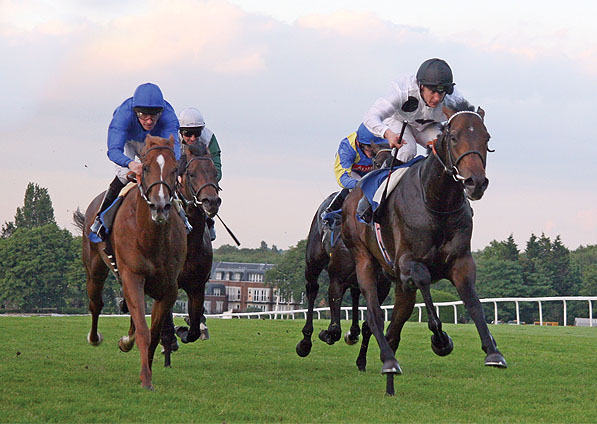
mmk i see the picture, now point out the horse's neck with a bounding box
[187,205,207,238]
[419,150,465,213]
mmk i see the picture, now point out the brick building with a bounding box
[204,261,300,314]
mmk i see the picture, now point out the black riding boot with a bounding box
[321,188,349,224]
[90,177,126,237]
[356,196,373,224]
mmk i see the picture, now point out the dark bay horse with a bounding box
[160,142,221,367]
[296,143,393,360]
[77,135,187,390]
[342,106,506,395]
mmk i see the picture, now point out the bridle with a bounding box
[178,156,221,208]
[374,148,393,169]
[138,145,176,205]
[430,111,491,182]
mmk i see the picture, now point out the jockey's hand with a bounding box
[128,161,143,176]
[384,129,406,150]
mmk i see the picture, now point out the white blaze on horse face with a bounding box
[156,154,166,203]
[469,126,475,132]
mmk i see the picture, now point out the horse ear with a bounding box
[370,141,380,154]
[476,106,485,119]
[443,106,455,120]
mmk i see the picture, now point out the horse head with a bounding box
[139,135,178,224]
[441,106,492,200]
[179,142,221,218]
[370,142,393,169]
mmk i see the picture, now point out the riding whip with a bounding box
[379,120,408,207]
[216,213,241,246]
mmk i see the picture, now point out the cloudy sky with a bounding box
[1,0,595,251]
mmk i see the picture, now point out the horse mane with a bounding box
[187,142,210,157]
[446,99,475,113]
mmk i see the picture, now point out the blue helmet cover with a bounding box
[132,83,164,109]
[356,123,384,145]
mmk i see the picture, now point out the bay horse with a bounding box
[296,143,393,360]
[342,105,506,395]
[78,135,186,390]
[160,142,221,367]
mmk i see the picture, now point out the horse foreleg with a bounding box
[296,266,320,357]
[356,320,372,371]
[344,286,361,345]
[451,256,507,368]
[399,254,453,357]
[121,273,152,390]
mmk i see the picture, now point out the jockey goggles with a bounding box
[135,110,162,121]
[180,128,203,138]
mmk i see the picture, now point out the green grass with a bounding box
[0,316,595,423]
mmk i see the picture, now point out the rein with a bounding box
[138,145,176,205]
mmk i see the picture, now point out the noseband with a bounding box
[431,111,488,182]
[179,156,221,208]
[139,145,176,205]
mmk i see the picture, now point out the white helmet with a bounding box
[179,107,205,128]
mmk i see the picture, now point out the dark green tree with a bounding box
[2,182,55,238]
[0,224,72,311]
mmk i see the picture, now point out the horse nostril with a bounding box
[164,204,172,212]
[482,178,489,191]
[464,177,475,188]
[149,203,157,211]
[216,197,222,207]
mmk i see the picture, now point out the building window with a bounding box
[249,273,264,282]
[215,272,222,280]
[248,288,270,302]
[204,301,211,313]
[213,287,222,296]
[227,286,241,301]
[216,301,224,313]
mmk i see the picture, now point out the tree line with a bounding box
[1,183,595,325]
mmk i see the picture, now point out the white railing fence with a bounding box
[201,296,596,327]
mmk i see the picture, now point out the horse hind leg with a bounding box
[86,256,108,346]
[344,286,361,345]
[356,320,372,371]
[118,316,136,352]
[160,310,177,368]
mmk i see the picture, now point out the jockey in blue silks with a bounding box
[90,82,182,239]
[321,123,385,229]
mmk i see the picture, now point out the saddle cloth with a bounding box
[89,182,137,243]
[358,155,425,215]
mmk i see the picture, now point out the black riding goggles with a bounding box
[180,128,203,138]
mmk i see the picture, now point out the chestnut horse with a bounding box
[78,135,186,390]
[342,106,506,395]
[296,143,393,359]
[160,142,221,367]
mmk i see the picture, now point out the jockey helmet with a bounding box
[416,58,455,94]
[132,83,165,113]
[356,123,384,145]
[178,107,205,128]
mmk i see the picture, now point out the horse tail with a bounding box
[72,208,86,234]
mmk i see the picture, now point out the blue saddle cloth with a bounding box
[88,196,124,243]
[358,155,425,214]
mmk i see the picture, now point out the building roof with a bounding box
[211,261,274,279]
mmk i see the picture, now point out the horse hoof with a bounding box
[175,326,189,343]
[87,332,103,346]
[381,359,402,375]
[385,374,396,396]
[296,340,312,357]
[199,323,210,340]
[344,331,359,345]
[143,384,154,391]
[356,357,367,372]
[318,330,334,345]
[118,335,135,352]
[485,353,507,368]
[431,332,454,357]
